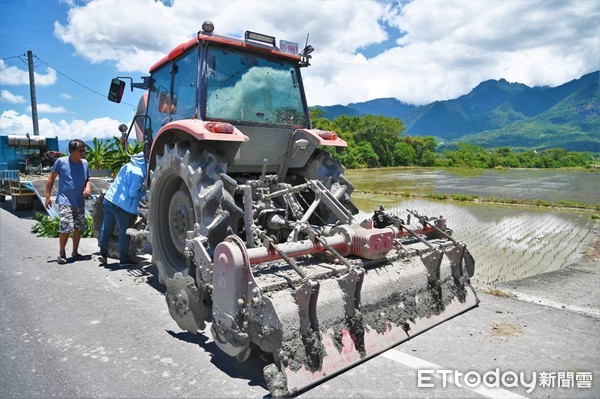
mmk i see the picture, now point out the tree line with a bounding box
[310,110,594,169]
[436,143,592,168]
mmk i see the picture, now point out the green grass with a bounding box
[31,212,94,238]
[354,190,600,211]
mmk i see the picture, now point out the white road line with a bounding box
[504,291,600,319]
[381,350,528,399]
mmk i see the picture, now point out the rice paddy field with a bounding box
[346,168,600,287]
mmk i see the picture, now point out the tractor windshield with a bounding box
[205,48,307,126]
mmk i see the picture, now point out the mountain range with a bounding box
[313,71,599,152]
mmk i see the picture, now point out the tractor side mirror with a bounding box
[108,78,126,103]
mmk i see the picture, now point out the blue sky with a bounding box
[1,0,598,142]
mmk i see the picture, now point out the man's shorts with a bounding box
[58,205,86,234]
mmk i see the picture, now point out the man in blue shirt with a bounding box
[98,152,147,266]
[45,139,91,264]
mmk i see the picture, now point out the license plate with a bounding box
[279,40,299,55]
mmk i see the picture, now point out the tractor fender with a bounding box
[147,120,249,178]
[152,119,248,150]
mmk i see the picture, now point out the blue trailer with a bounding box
[0,134,62,213]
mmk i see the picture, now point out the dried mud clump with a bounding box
[489,322,523,339]
[361,279,468,334]
[583,236,600,262]
[263,363,288,397]
[346,313,366,356]
[278,329,324,372]
[331,313,366,357]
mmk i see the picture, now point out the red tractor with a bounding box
[107,21,478,396]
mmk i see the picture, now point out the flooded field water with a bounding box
[346,168,599,286]
[346,167,600,205]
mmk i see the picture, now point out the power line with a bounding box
[1,53,25,61]
[35,56,107,99]
[34,55,136,107]
[0,53,29,66]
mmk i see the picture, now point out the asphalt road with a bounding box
[1,201,599,398]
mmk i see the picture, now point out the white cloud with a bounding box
[1,89,26,104]
[54,0,600,106]
[27,104,68,114]
[53,0,389,72]
[1,110,122,141]
[0,60,58,87]
[60,93,74,100]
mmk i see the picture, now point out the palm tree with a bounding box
[105,137,144,175]
[85,137,110,170]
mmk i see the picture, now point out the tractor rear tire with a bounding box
[148,143,231,285]
[295,149,359,223]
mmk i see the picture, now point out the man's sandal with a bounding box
[57,255,68,265]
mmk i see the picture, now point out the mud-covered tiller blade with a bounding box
[208,211,479,396]
[279,248,478,395]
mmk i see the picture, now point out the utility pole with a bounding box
[27,50,40,136]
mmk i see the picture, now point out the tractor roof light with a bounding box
[245,31,276,47]
[202,20,215,34]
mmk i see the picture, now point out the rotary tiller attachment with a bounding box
[208,214,478,396]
